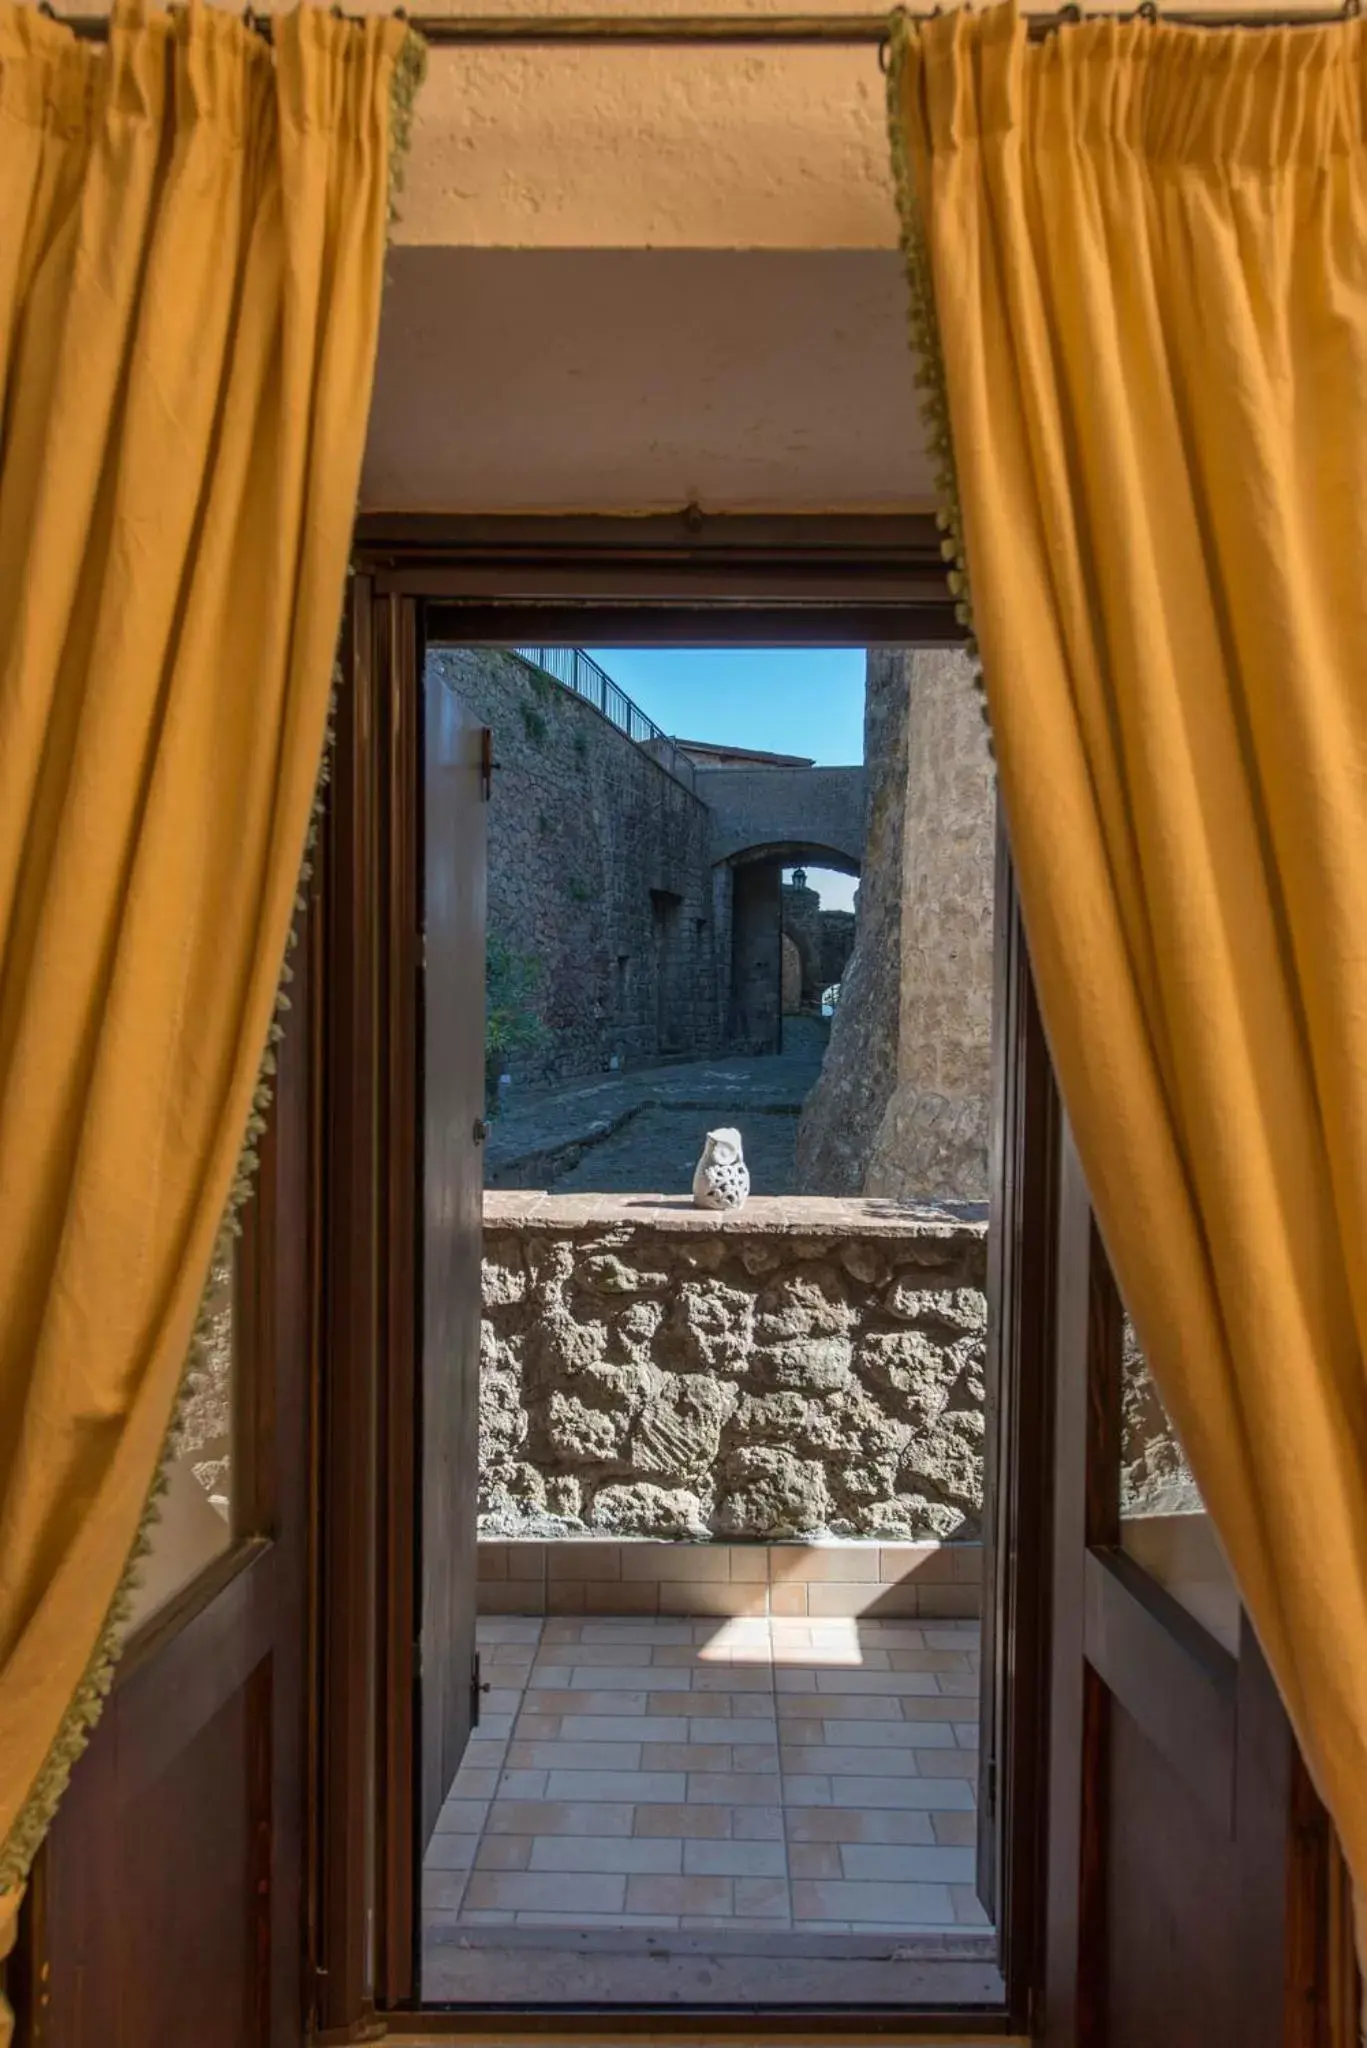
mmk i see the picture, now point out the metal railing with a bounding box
[512,646,697,791]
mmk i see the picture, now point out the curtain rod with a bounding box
[48,2,1362,44]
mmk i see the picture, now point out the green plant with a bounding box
[521,704,548,745]
[485,934,550,1107]
[567,876,596,904]
[572,731,589,764]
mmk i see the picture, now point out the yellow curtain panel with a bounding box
[888,0,1367,1959]
[0,0,422,1999]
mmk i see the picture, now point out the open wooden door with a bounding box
[417,622,488,1851]
[17,912,316,2048]
[973,819,1059,2030]
[1043,1120,1357,2048]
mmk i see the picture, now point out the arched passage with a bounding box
[715,841,862,1054]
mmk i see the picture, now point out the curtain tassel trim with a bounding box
[884,13,993,755]
[0,21,428,1907]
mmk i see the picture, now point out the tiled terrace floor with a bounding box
[422,1614,987,1939]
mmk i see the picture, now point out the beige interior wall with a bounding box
[62,0,1325,515]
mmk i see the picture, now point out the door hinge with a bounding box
[985,1752,998,1818]
[471,1649,491,1729]
[480,727,495,802]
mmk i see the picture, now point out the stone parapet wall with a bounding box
[481,1194,988,1545]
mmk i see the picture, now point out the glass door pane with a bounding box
[1119,1318,1239,1652]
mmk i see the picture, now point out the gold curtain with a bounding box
[889,0,1367,1957]
[0,0,422,2003]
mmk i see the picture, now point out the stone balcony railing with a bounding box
[480,1193,988,1548]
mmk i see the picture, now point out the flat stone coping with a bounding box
[483,1191,987,1240]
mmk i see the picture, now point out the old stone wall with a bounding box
[431,648,717,1085]
[780,880,823,1009]
[697,763,867,870]
[865,650,996,1203]
[793,651,910,1192]
[480,1194,987,1545]
[819,909,856,990]
[796,649,995,1202]
[728,862,784,1051]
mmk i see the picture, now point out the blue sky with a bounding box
[585,648,865,766]
[586,647,866,914]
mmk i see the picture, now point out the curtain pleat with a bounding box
[0,0,421,2012]
[890,0,1367,1969]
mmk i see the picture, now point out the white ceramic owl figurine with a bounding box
[692,1127,750,1211]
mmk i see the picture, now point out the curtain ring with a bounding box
[1345,0,1362,21]
[1058,4,1083,22]
[1136,2,1160,22]
[878,33,891,72]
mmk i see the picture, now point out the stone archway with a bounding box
[716,840,861,1054]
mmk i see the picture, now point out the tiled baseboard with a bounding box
[477,1540,982,1620]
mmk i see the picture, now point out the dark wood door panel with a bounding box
[37,1577,277,2048]
[419,634,487,1847]
[22,914,315,2048]
[1046,1119,1343,2048]
[1104,1697,1239,2048]
[1083,1547,1236,1830]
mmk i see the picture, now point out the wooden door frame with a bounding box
[16,886,321,2048]
[1041,1125,1355,2048]
[309,513,1059,2042]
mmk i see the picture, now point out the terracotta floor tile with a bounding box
[735,1877,789,1918]
[840,1843,977,1884]
[424,1833,479,1871]
[931,1810,978,1846]
[559,1714,688,1743]
[687,1771,787,1805]
[732,1806,785,1840]
[464,1871,628,1915]
[682,1838,787,1878]
[633,1803,732,1840]
[532,1688,650,1716]
[422,1870,469,1912]
[625,1874,733,1916]
[785,1808,937,1845]
[655,1692,775,1720]
[791,1878,956,1925]
[485,1799,635,1837]
[508,1739,644,1771]
[529,1836,684,1876]
[436,1612,987,1949]
[777,1692,903,1721]
[641,1741,734,1772]
[474,1837,532,1872]
[788,1840,843,1878]
[543,1768,688,1802]
[434,1798,490,1833]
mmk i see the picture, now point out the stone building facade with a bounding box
[433,648,718,1085]
[433,648,871,1087]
